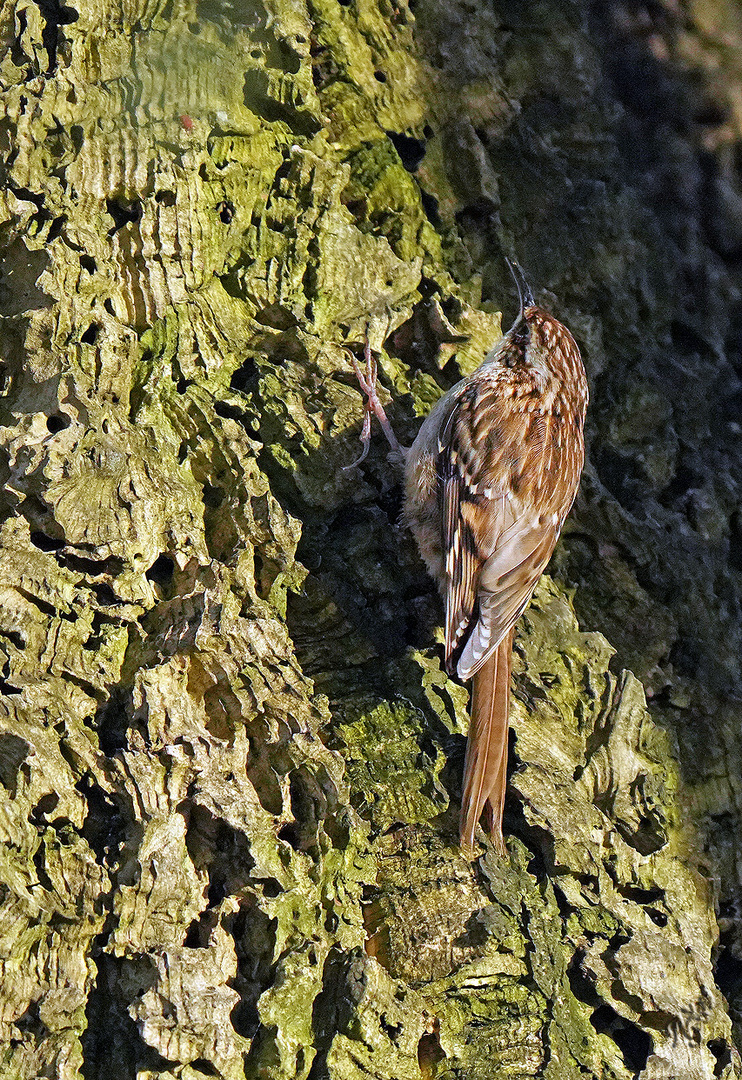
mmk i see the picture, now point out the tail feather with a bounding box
[459,629,513,852]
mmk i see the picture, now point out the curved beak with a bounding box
[505,258,536,318]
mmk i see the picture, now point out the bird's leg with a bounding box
[345,335,405,468]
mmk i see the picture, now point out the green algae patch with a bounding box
[332,697,449,830]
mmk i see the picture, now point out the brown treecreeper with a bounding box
[347,265,588,852]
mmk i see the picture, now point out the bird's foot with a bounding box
[345,334,404,468]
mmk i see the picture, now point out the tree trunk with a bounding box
[0,0,741,1077]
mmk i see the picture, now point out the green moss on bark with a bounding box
[0,0,741,1077]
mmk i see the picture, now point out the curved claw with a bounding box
[343,406,372,470]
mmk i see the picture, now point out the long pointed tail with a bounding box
[459,629,513,852]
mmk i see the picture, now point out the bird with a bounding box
[347,263,588,852]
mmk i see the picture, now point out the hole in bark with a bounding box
[374,70,387,82]
[590,1004,652,1073]
[11,10,30,69]
[188,1061,220,1077]
[708,1039,733,1076]
[387,130,426,172]
[30,530,64,551]
[226,897,277,1039]
[90,581,119,605]
[58,551,125,576]
[619,811,667,855]
[616,883,664,905]
[30,790,58,820]
[381,1014,402,1041]
[568,948,602,1008]
[252,551,266,596]
[283,768,325,854]
[30,792,59,822]
[33,843,56,892]
[47,214,66,241]
[146,554,175,588]
[217,200,234,223]
[184,908,215,949]
[15,1001,46,1040]
[215,399,248,424]
[77,772,125,867]
[714,944,742,999]
[184,919,202,947]
[18,589,56,617]
[418,1021,446,1078]
[278,822,301,850]
[80,254,96,273]
[94,690,129,754]
[185,806,255,900]
[46,413,69,432]
[254,877,282,898]
[420,190,441,227]
[104,298,115,316]
[2,629,25,651]
[81,956,165,1079]
[81,323,99,345]
[202,483,224,508]
[106,198,141,235]
[34,0,78,73]
[155,189,176,205]
[207,877,227,907]
[230,357,258,391]
[343,197,366,220]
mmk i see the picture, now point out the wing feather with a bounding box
[439,371,577,679]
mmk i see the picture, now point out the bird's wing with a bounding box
[439,373,566,678]
[457,519,559,679]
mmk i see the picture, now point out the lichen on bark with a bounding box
[0,0,741,1078]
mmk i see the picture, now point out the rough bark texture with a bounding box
[1,0,742,1078]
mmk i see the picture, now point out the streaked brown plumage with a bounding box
[349,271,588,852]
